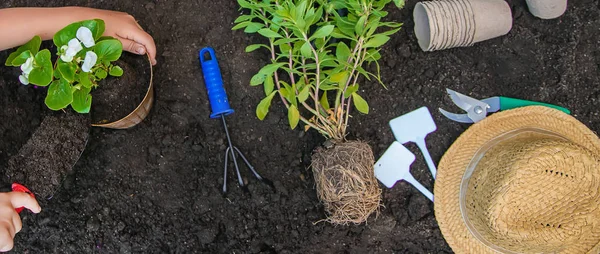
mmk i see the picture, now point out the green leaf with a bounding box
[94,39,123,62]
[245,44,264,52]
[28,50,53,86]
[288,104,300,129]
[78,71,92,88]
[298,85,311,103]
[366,49,381,62]
[95,68,108,79]
[306,6,323,27]
[234,15,254,23]
[72,86,92,113]
[53,19,105,47]
[237,0,253,8]
[232,21,250,30]
[256,91,277,120]
[330,71,349,84]
[10,50,32,66]
[336,42,351,62]
[264,74,274,96]
[109,65,124,77]
[320,91,330,110]
[379,26,403,37]
[95,19,106,40]
[45,79,74,110]
[244,22,265,33]
[58,61,77,82]
[331,28,352,39]
[335,16,355,37]
[295,0,308,21]
[364,34,390,48]
[279,87,289,99]
[394,0,406,8]
[310,25,334,40]
[279,43,292,54]
[365,16,381,37]
[355,16,367,36]
[352,92,369,114]
[257,28,282,38]
[300,41,312,58]
[250,73,266,86]
[344,84,359,98]
[5,36,41,66]
[259,63,285,76]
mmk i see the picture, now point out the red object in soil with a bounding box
[11,183,34,213]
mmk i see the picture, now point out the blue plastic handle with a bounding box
[199,47,234,119]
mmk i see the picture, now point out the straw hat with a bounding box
[435,106,600,254]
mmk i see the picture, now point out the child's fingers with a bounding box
[9,192,40,214]
[0,218,15,251]
[116,31,157,65]
[0,226,13,252]
[119,37,147,55]
[11,213,21,234]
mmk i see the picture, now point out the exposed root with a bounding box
[311,140,382,225]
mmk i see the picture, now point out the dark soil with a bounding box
[0,0,599,253]
[91,53,151,124]
[0,60,90,200]
[6,111,90,199]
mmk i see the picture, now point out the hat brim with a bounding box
[435,106,600,253]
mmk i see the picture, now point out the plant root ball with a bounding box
[311,140,382,225]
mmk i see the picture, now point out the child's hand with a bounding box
[84,9,157,65]
[0,192,41,252]
[0,7,158,65]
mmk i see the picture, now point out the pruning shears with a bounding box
[439,88,571,123]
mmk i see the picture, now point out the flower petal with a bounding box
[67,38,83,54]
[61,54,74,62]
[20,57,34,74]
[76,27,95,48]
[19,74,29,85]
[82,51,98,73]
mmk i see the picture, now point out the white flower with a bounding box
[81,51,98,73]
[19,74,29,85]
[60,38,83,62]
[20,56,34,75]
[76,27,95,48]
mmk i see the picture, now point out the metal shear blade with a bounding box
[439,89,492,123]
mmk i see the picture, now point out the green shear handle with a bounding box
[499,97,571,114]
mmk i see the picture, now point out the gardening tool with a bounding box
[374,142,434,201]
[198,47,273,194]
[389,107,438,179]
[11,183,34,213]
[439,88,571,123]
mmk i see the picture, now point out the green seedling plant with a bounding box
[5,19,124,113]
[234,0,403,140]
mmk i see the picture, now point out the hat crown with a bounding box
[462,130,600,253]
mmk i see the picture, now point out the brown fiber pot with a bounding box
[91,54,154,129]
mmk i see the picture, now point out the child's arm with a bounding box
[0,7,157,65]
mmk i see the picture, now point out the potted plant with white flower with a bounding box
[5,19,154,129]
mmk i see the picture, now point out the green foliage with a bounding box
[5,19,124,113]
[5,36,41,66]
[94,39,123,61]
[234,0,402,140]
[53,19,105,47]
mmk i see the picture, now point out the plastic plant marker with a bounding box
[389,107,438,179]
[374,141,434,201]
